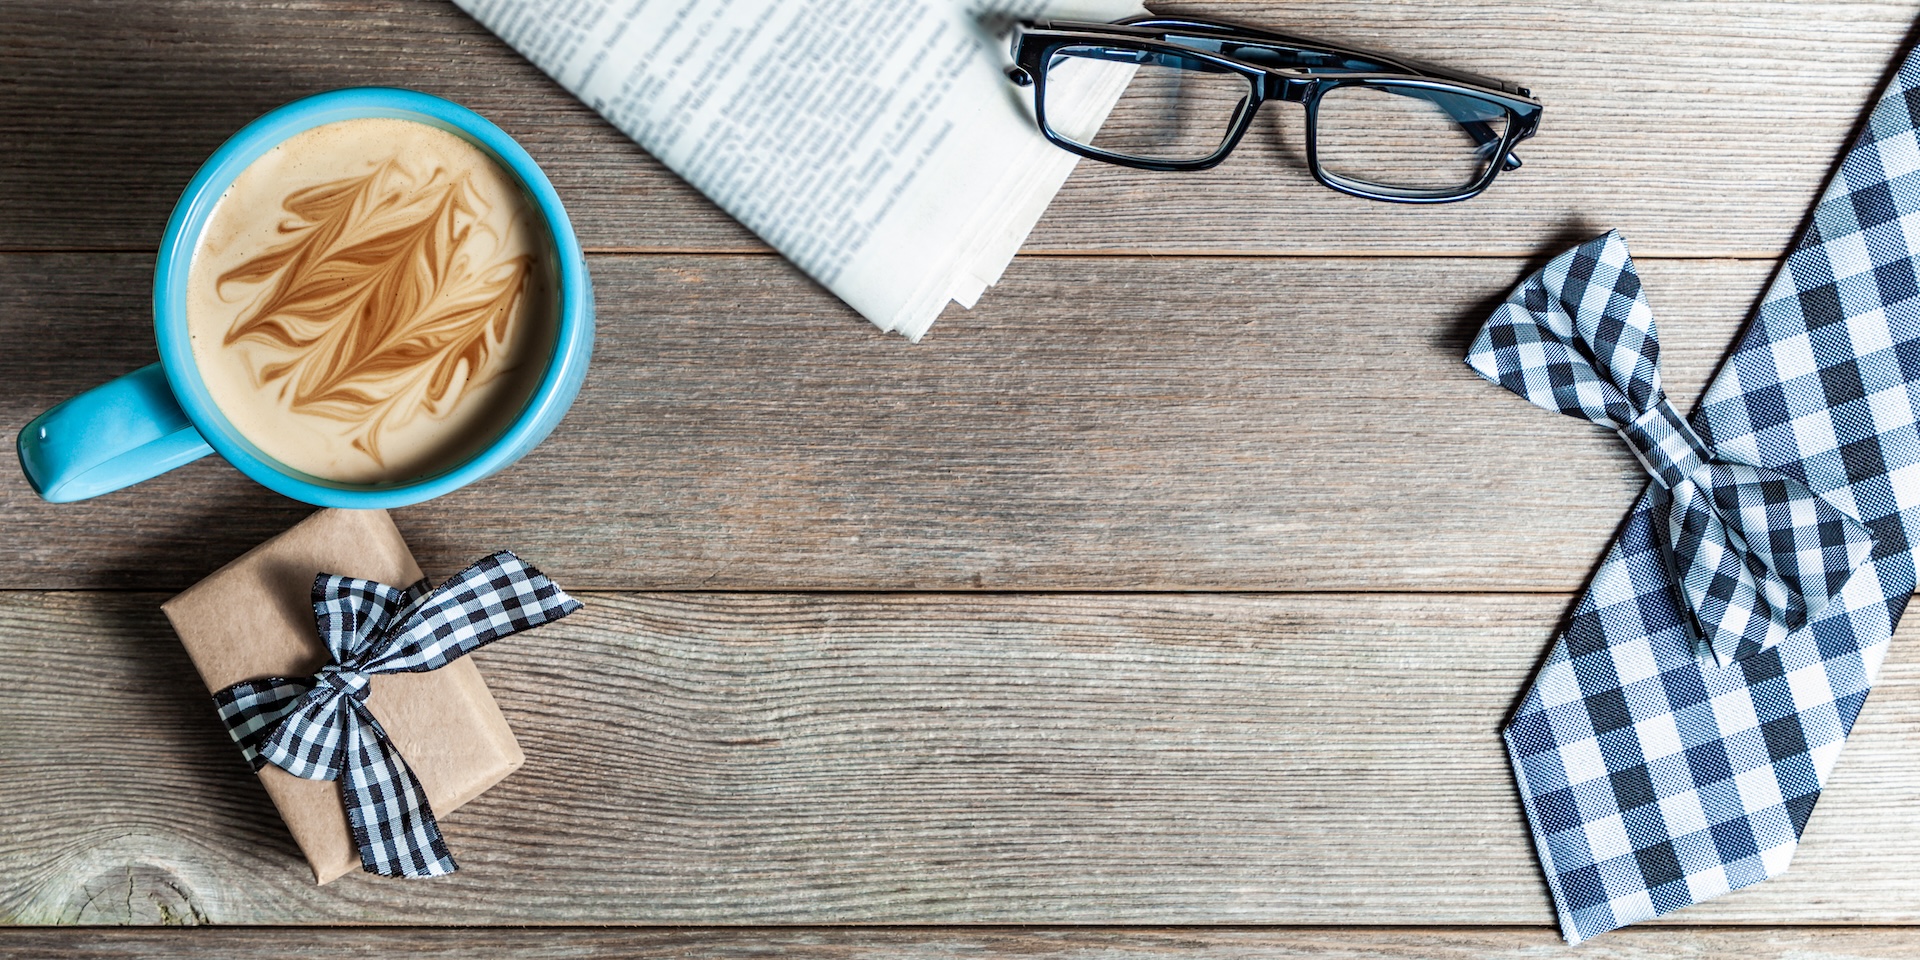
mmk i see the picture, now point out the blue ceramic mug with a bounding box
[17,88,594,507]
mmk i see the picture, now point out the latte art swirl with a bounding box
[188,118,554,484]
[217,159,532,465]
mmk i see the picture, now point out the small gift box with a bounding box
[163,508,572,883]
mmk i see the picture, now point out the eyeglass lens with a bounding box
[1315,83,1509,195]
[1040,40,1513,196]
[1043,44,1252,163]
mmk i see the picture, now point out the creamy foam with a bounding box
[187,117,554,485]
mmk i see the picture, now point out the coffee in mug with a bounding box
[185,117,556,485]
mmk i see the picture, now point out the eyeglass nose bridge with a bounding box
[1263,72,1317,104]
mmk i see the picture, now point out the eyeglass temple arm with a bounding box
[1447,108,1523,171]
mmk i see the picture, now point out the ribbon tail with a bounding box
[212,677,312,771]
[341,703,455,878]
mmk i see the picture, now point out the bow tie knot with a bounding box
[1467,231,1877,666]
[1618,401,1708,490]
[313,663,372,703]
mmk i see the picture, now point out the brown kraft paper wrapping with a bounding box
[162,508,524,884]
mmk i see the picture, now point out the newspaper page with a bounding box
[456,0,1142,339]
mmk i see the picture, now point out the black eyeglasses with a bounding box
[1007,17,1543,203]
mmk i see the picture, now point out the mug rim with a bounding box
[153,87,591,508]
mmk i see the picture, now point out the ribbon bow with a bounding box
[212,551,580,877]
[1466,231,1875,665]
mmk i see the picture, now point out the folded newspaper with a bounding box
[456,0,1142,340]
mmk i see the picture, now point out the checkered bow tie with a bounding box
[212,551,580,878]
[1463,40,1920,943]
[1468,231,1878,667]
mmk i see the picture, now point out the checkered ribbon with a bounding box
[1463,44,1920,943]
[212,551,580,878]
[1469,232,1878,668]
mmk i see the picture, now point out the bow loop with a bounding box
[1469,231,1664,430]
[313,574,423,666]
[1672,463,1879,662]
[212,550,580,877]
[1468,232,1877,666]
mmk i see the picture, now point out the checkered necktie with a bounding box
[213,551,580,877]
[1465,46,1920,942]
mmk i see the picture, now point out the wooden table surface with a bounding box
[8,1,1920,957]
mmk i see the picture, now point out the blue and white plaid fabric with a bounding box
[1470,232,1878,668]
[214,551,580,878]
[1465,45,1920,943]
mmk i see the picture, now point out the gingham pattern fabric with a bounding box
[1468,232,1878,667]
[1460,45,1920,942]
[213,551,581,878]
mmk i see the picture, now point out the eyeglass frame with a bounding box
[1007,17,1544,203]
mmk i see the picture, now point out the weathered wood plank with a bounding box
[1,0,1914,257]
[0,251,1765,592]
[4,591,1919,924]
[7,926,1920,959]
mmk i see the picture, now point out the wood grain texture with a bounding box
[0,252,1769,592]
[5,591,1920,925]
[8,926,1920,959]
[11,0,1920,943]
[1,0,1916,258]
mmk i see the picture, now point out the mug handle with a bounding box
[17,362,215,503]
